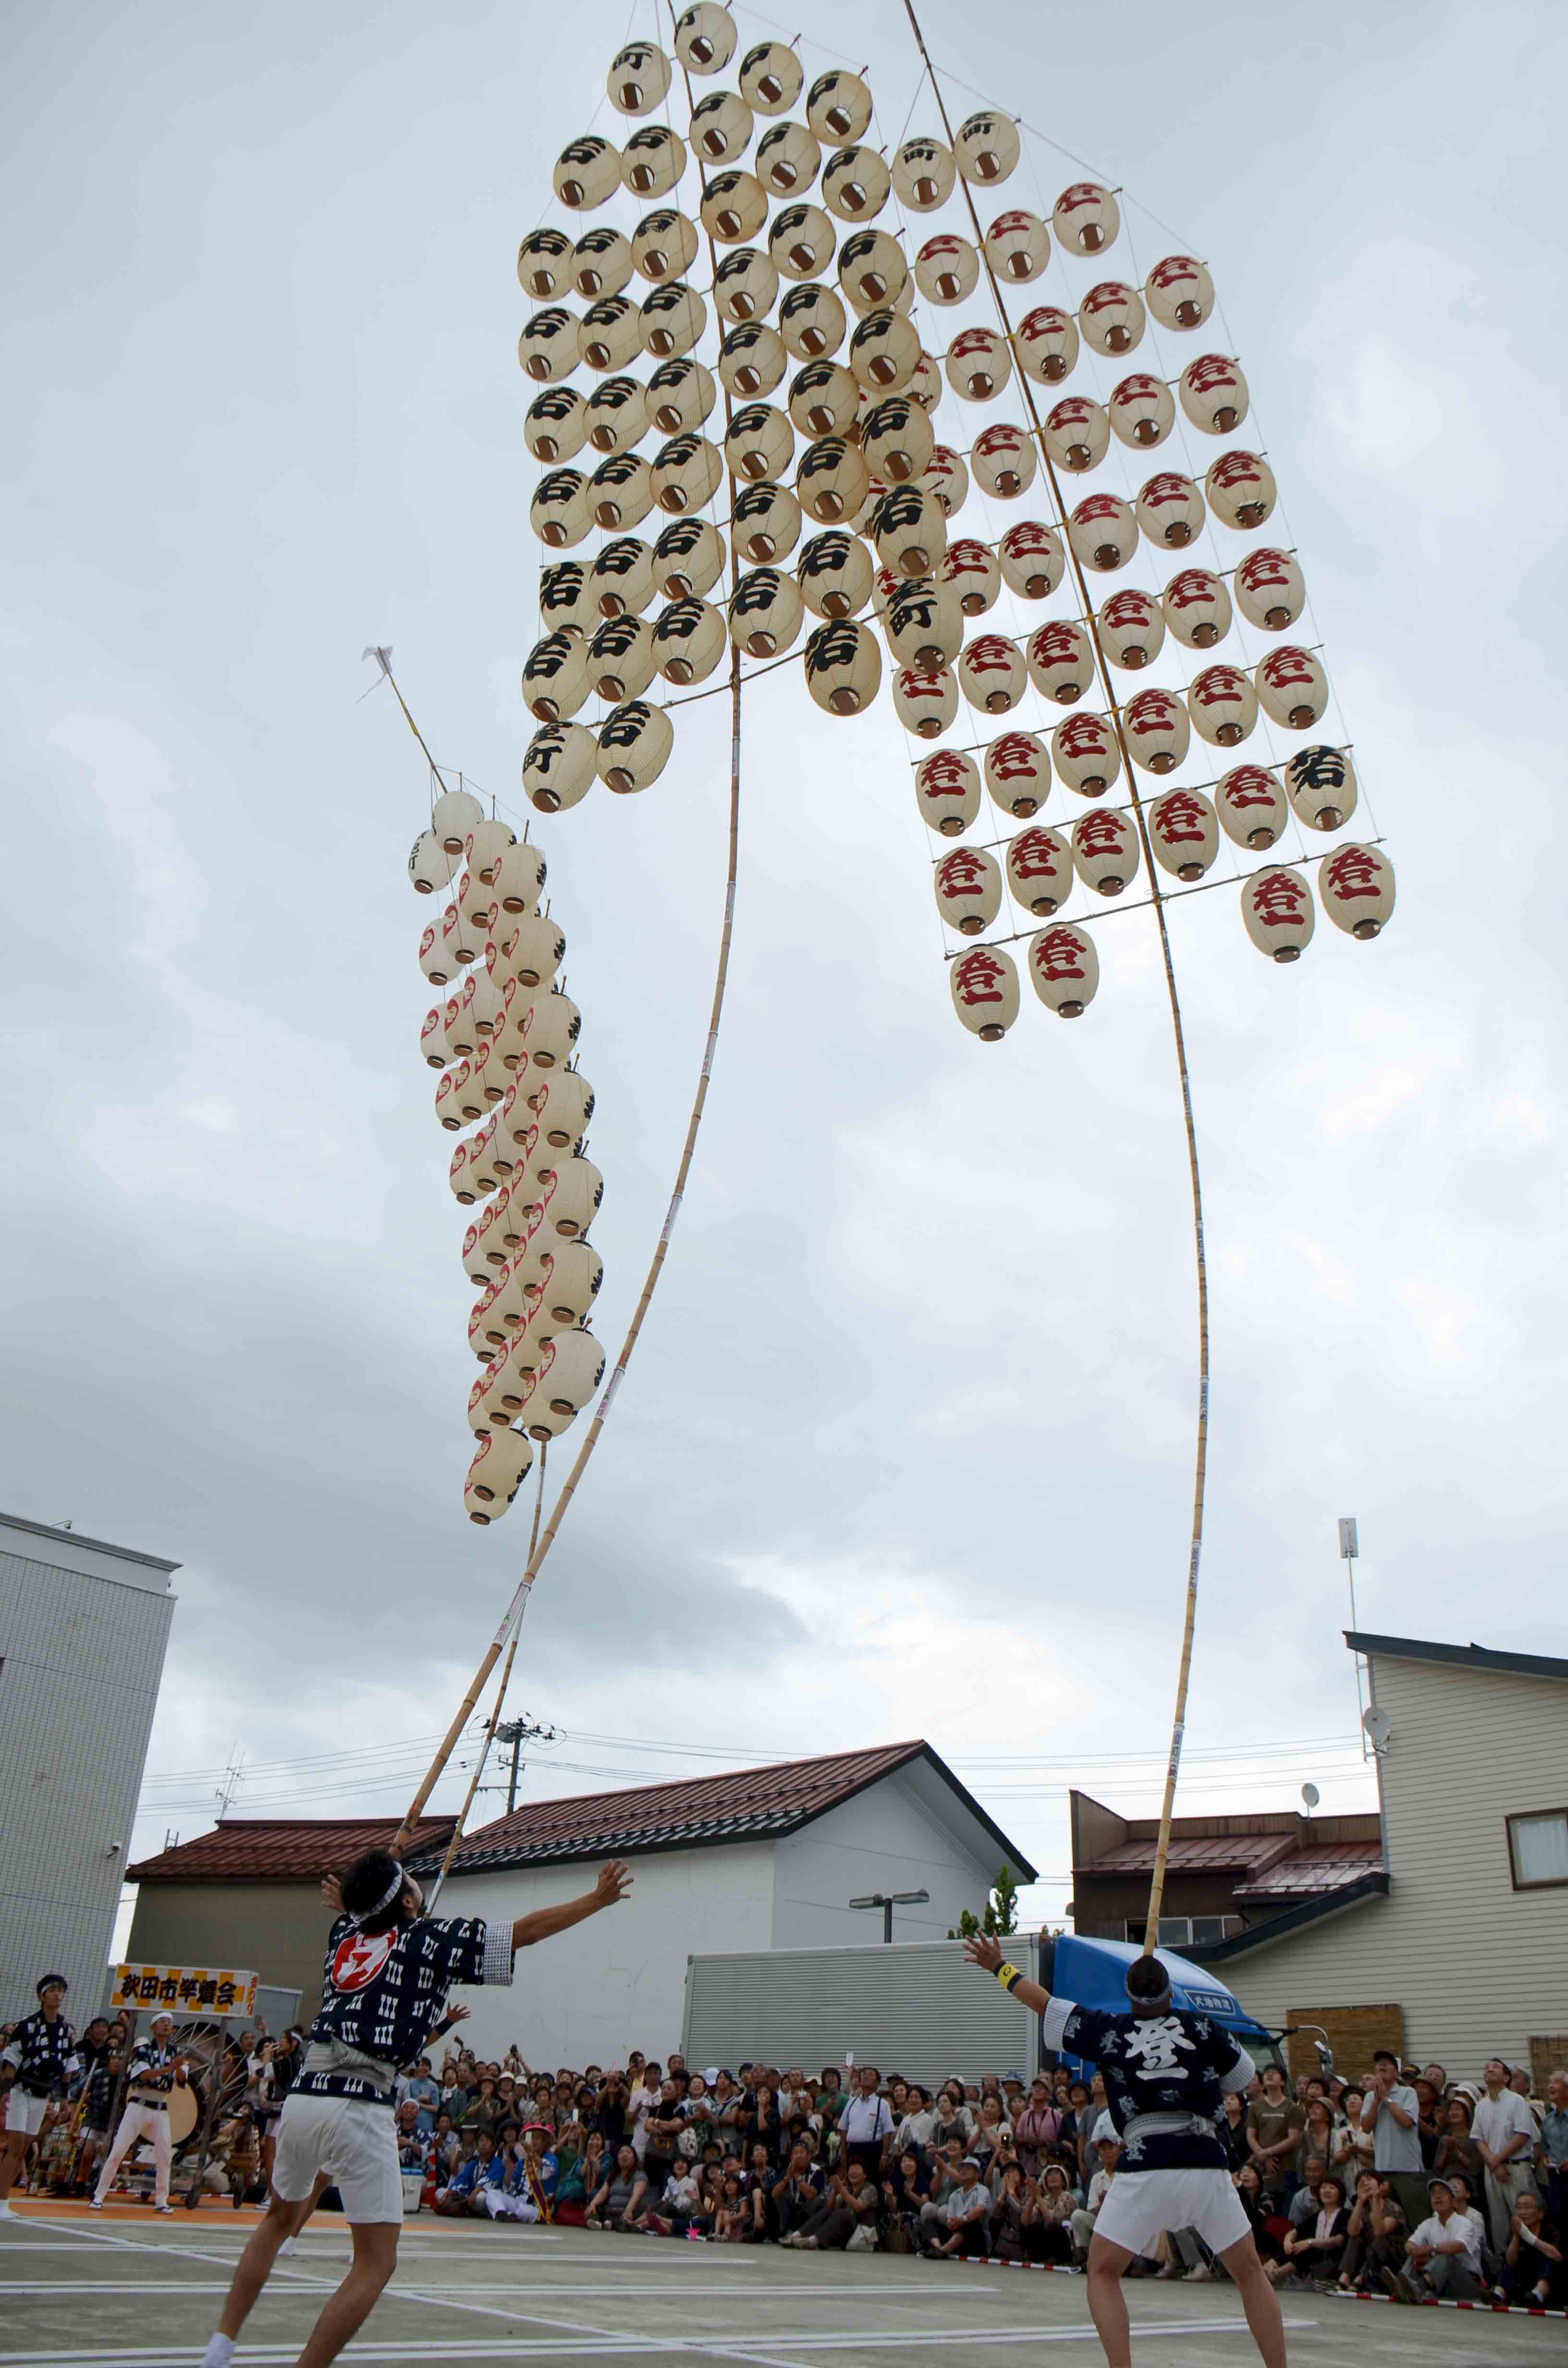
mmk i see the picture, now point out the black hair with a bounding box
[1125,1955,1172,2012]
[37,1973,69,1996]
[1372,2048,1398,2067]
[340,1849,411,1936]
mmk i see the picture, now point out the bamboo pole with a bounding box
[897,0,1211,1953]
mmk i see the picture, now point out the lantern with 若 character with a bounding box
[884,576,963,669]
[1148,788,1219,880]
[998,519,1064,600]
[920,444,968,517]
[1242,865,1315,961]
[1235,546,1305,632]
[1179,354,1250,435]
[1016,303,1078,384]
[526,385,588,462]
[1215,763,1286,849]
[1162,565,1232,648]
[712,247,778,325]
[728,567,804,658]
[972,423,1036,499]
[539,559,595,635]
[588,451,654,532]
[518,227,573,299]
[540,1238,605,1327]
[984,208,1049,282]
[490,842,547,915]
[588,615,658,703]
[631,209,700,286]
[942,538,1001,614]
[527,1328,608,1437]
[1097,586,1164,669]
[797,529,874,618]
[554,135,621,210]
[838,228,908,314]
[607,39,671,114]
[823,144,891,222]
[769,200,836,279]
[933,843,1002,935]
[894,661,957,739]
[915,233,978,307]
[893,135,954,210]
[1053,181,1120,254]
[1122,685,1190,773]
[803,617,882,714]
[860,395,935,485]
[958,633,1027,715]
[534,1068,595,1149]
[796,433,870,524]
[409,829,459,896]
[955,110,1019,185]
[1256,645,1328,730]
[1205,448,1276,530]
[914,747,980,834]
[1053,710,1122,797]
[1005,823,1073,915]
[1029,921,1099,1015]
[597,699,674,792]
[1068,493,1136,572]
[690,88,754,166]
[872,485,947,579]
[806,68,872,142]
[945,326,1012,401]
[673,0,736,73]
[538,1153,603,1239]
[850,308,923,393]
[591,536,656,619]
[1079,280,1145,356]
[651,431,723,516]
[652,596,727,688]
[571,225,633,300]
[1188,662,1257,748]
[1072,806,1139,897]
[523,630,591,722]
[778,282,847,360]
[432,787,484,853]
[523,720,598,813]
[756,118,821,196]
[985,730,1049,817]
[789,361,861,441]
[724,402,794,483]
[1319,842,1394,938]
[1043,395,1109,473]
[642,282,709,359]
[1108,372,1174,449]
[1027,618,1093,704]
[1145,253,1214,330]
[1285,743,1358,830]
[739,37,802,113]
[950,942,1019,1038]
[653,516,727,600]
[1136,470,1205,550]
[622,124,687,197]
[585,374,648,456]
[530,467,592,548]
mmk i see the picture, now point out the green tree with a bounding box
[947,1861,1020,1941]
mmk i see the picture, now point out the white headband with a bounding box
[350,1861,405,1928]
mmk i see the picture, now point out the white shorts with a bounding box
[272,2093,403,2224]
[1093,2168,1252,2259]
[4,2091,53,2137]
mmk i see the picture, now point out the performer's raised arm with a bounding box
[511,1859,632,1950]
[964,1930,1053,2015]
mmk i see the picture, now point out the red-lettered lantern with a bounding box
[1027,619,1093,704]
[972,423,1036,499]
[941,538,1001,615]
[1052,181,1119,254]
[1179,354,1249,434]
[1029,922,1099,1016]
[894,662,957,738]
[920,443,969,517]
[945,326,1012,402]
[1079,280,1145,356]
[1319,842,1394,938]
[958,633,1027,714]
[1256,645,1328,730]
[1068,493,1136,572]
[949,943,1020,1039]
[1242,866,1315,961]
[914,747,980,835]
[1235,547,1305,632]
[1097,587,1164,670]
[1188,662,1256,748]
[1006,823,1073,915]
[985,730,1049,817]
[915,234,978,306]
[1286,744,1358,830]
[1072,806,1139,896]
[1216,764,1287,850]
[419,1005,449,1071]
[1136,470,1205,550]
[998,520,1064,600]
[1108,371,1174,449]
[933,843,1003,935]
[419,923,449,986]
[1016,304,1078,384]
[985,209,1049,283]
[1162,566,1233,648]
[1206,449,1276,530]
[1043,396,1109,472]
[1145,253,1214,331]
[1122,685,1189,774]
[1148,788,1219,880]
[1053,711,1122,797]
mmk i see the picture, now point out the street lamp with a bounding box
[849,1889,930,1943]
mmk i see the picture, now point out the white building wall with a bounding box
[1222,1653,1568,2074]
[771,1775,999,1949]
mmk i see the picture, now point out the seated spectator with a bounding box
[916,2136,969,2246]
[429,2111,460,2182]
[882,2148,930,2252]
[402,2057,440,2136]
[771,2140,825,2242]
[555,2129,598,2225]
[1387,2175,1483,2301]
[781,2159,880,2251]
[971,2093,1013,2172]
[434,2130,501,2217]
[714,2169,751,2243]
[1070,2135,1120,2266]
[586,2142,649,2232]
[395,2102,425,2170]
[1271,2173,1349,2287]
[1026,2162,1078,2266]
[1337,2171,1407,2293]
[650,2161,704,2237]
[1500,2190,1566,2309]
[924,2155,992,2260]
[894,2085,936,2158]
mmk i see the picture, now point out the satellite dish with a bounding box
[1301,1783,1320,1810]
[1363,1705,1392,1751]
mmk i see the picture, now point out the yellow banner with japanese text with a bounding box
[109,1964,258,2019]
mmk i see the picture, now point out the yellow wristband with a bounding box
[996,1961,1021,1992]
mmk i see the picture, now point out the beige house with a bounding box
[1196,1632,1568,2086]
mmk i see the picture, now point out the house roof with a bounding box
[1235,1841,1384,1902]
[1,1508,180,1574]
[1192,1871,1389,1963]
[126,1816,457,1885]
[1347,1631,1568,1685]
[1084,1833,1298,1879]
[410,1739,1038,1881]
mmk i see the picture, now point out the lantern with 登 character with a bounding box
[1067,492,1136,571]
[894,661,957,738]
[1188,662,1256,749]
[1205,449,1276,530]
[1005,823,1073,915]
[1052,181,1120,254]
[1097,587,1164,670]
[1215,764,1287,850]
[1072,806,1139,897]
[1026,618,1093,705]
[998,520,1064,600]
[914,747,980,834]
[1136,470,1205,550]
[1145,253,1214,330]
[1016,304,1078,384]
[1162,565,1232,648]
[1235,547,1306,632]
[1256,645,1328,730]
[950,942,1019,1038]
[1043,395,1109,473]
[1148,789,1219,880]
[1122,685,1189,774]
[985,730,1049,817]
[958,632,1027,715]
[933,843,1002,935]
[985,209,1049,282]
[1029,922,1099,1016]
[972,423,1036,499]
[1079,280,1145,356]
[1242,866,1315,961]
[1318,843,1394,938]
[1052,711,1122,797]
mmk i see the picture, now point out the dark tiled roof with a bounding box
[1194,1872,1390,1962]
[1084,1833,1297,1878]
[127,1816,456,1884]
[1346,1631,1568,1684]
[1237,1842,1384,1900]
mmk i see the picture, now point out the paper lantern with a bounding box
[1242,866,1315,961]
[945,326,1012,402]
[712,247,779,325]
[1108,371,1174,450]
[466,1428,535,1523]
[537,1153,603,1241]
[673,1,736,73]
[806,69,872,143]
[728,567,803,657]
[522,631,590,723]
[1215,764,1287,850]
[984,208,1049,284]
[733,479,801,565]
[984,730,1049,817]
[518,228,572,300]
[1235,548,1306,633]
[1079,281,1145,358]
[1097,587,1164,670]
[1005,823,1073,914]
[906,351,944,412]
[589,536,655,620]
[955,110,1020,186]
[1205,449,1277,530]
[823,144,890,222]
[854,395,930,485]
[468,1270,507,1351]
[1145,253,1214,331]
[1162,565,1232,647]
[972,423,1036,499]
[724,401,793,482]
[539,558,595,635]
[1029,922,1099,1015]
[778,283,847,359]
[448,1133,480,1200]
[408,829,458,896]
[1319,843,1394,938]
[796,433,870,524]
[850,308,923,394]
[950,943,1019,1038]
[526,385,588,463]
[588,451,654,532]
[475,1038,513,1109]
[596,700,674,792]
[1052,181,1120,255]
[631,208,700,285]
[650,431,724,516]
[1072,807,1139,897]
[641,283,709,359]
[519,305,578,385]
[998,520,1064,601]
[739,37,802,114]
[488,1257,533,1336]
[883,576,963,668]
[1043,395,1109,473]
[1285,744,1358,831]
[420,1004,451,1070]
[1067,492,1136,572]
[466,1361,514,1442]
[690,89,754,167]
[607,39,671,114]
[1148,788,1219,880]
[1179,354,1250,435]
[942,537,1001,614]
[501,912,566,988]
[540,1239,605,1327]
[585,375,648,456]
[835,231,906,321]
[769,201,836,280]
[436,1059,476,1131]
[653,516,727,599]
[533,1069,595,1150]
[914,234,978,307]
[571,225,633,300]
[872,486,947,579]
[466,818,515,885]
[588,615,658,702]
[802,617,882,715]
[933,843,1003,935]
[1053,710,1122,796]
[553,135,621,210]
[1122,685,1190,773]
[958,633,1027,715]
[527,1329,608,1437]
[1016,304,1078,385]
[1136,469,1205,550]
[914,747,980,834]
[420,922,451,987]
[438,898,483,973]
[892,136,955,210]
[522,992,584,1076]
[1257,645,1328,730]
[920,444,968,518]
[757,115,821,195]
[1188,662,1257,748]
[797,529,874,618]
[468,1114,506,1198]
[530,468,592,548]
[621,125,686,197]
[894,662,957,738]
[1026,618,1093,704]
[457,864,495,935]
[475,1185,513,1265]
[523,722,597,814]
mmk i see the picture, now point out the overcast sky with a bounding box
[4,0,1564,1955]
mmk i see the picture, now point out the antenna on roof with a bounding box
[1300,1783,1319,1814]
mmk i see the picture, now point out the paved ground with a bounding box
[0,2200,1558,2367]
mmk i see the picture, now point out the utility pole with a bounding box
[489,1715,558,1814]
[215,1748,245,1821]
[1339,1518,1369,1757]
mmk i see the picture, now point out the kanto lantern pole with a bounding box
[898,0,1211,1954]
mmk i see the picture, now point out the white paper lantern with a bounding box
[945,326,1012,402]
[1052,181,1120,255]
[571,225,633,300]
[1108,371,1174,449]
[536,1153,603,1241]
[588,452,654,532]
[527,1329,608,1437]
[533,1069,595,1150]
[589,536,655,620]
[488,1255,534,1336]
[757,116,821,198]
[914,747,980,834]
[585,375,647,456]
[553,135,621,210]
[972,422,1036,498]
[1005,823,1073,914]
[653,596,727,685]
[872,486,947,579]
[621,125,686,197]
[1068,492,1137,572]
[501,912,566,988]
[850,308,923,394]
[468,1269,507,1351]
[641,283,709,359]
[915,234,977,307]
[588,614,658,701]
[1053,710,1122,796]
[837,228,907,318]
[892,136,955,210]
[1179,354,1250,434]
[858,395,933,485]
[457,864,494,936]
[1042,395,1109,473]
[984,730,1049,816]
[950,942,1019,1038]
[795,433,870,525]
[419,1004,450,1070]
[725,402,794,482]
[1145,253,1215,331]
[1235,547,1306,632]
[539,1238,605,1327]
[1135,470,1205,550]
[933,843,1003,936]
[518,228,573,300]
[673,1,736,73]
[1256,645,1329,730]
[883,576,963,669]
[530,468,592,548]
[906,351,943,412]
[769,200,835,280]
[786,362,858,444]
[1026,618,1093,704]
[1029,921,1099,1015]
[539,559,595,636]
[957,633,1026,715]
[1079,281,1145,357]
[797,529,874,619]
[1148,787,1219,880]
[984,208,1049,284]
[436,1058,476,1131]
[466,1360,514,1442]
[1072,806,1139,896]
[653,516,728,599]
[523,721,598,813]
[920,444,968,517]
[465,818,515,884]
[1242,866,1315,961]
[519,305,579,384]
[469,1112,506,1197]
[1122,685,1190,773]
[893,662,957,738]
[631,208,700,286]
[1215,763,1287,850]
[526,385,588,462]
[1162,565,1233,647]
[738,37,801,114]
[778,282,847,359]
[420,922,450,987]
[802,616,882,714]
[474,1184,514,1265]
[727,567,803,657]
[1205,449,1277,531]
[607,39,671,115]
[408,829,458,895]
[1285,743,1358,830]
[998,519,1064,601]
[1015,303,1078,385]
[690,88,754,167]
[938,537,999,617]
[1319,842,1394,938]
[711,247,779,325]
[596,700,674,792]
[465,1427,535,1522]
[518,993,583,1078]
[1096,587,1164,669]
[822,144,890,222]
[651,431,724,516]
[955,109,1020,186]
[1188,662,1257,748]
[523,629,591,722]
[805,69,872,143]
[448,1132,481,1200]
[438,897,483,973]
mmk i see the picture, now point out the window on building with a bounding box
[1507,1810,1568,1889]
[1150,1915,1237,1947]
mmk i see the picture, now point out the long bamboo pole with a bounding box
[897,1,1210,1953]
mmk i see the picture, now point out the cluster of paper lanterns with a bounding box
[407,789,606,1524]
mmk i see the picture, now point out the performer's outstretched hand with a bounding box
[596,1859,632,1908]
[964,1933,1004,1973]
[320,1874,344,1913]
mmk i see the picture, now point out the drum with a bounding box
[168,2084,199,2145]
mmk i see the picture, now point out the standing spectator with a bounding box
[1070,2134,1120,2265]
[837,2065,893,2180]
[971,2093,1013,2174]
[1387,2174,1483,2301]
[1013,2079,1062,2180]
[401,2057,440,2137]
[1541,2070,1568,2224]
[1337,2171,1407,2293]
[640,2078,685,2197]
[1247,2062,1304,2208]
[1413,2078,1444,2166]
[1295,2100,1336,2183]
[1359,2051,1426,2228]
[924,2155,992,2260]
[894,2086,936,2157]
[1500,2190,1566,2309]
[1430,2094,1485,2193]
[1472,2055,1540,2251]
[594,2071,628,2150]
[1217,2090,1250,2175]
[1331,2087,1373,2185]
